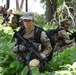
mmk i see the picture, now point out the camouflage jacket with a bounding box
[54,26,75,52]
[7,14,17,29]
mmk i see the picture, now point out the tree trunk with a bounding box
[46,0,57,22]
[25,0,28,12]
[16,0,19,10]
[2,0,3,3]
[20,0,24,9]
[6,0,10,10]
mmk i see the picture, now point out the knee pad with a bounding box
[29,59,40,70]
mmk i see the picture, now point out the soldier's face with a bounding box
[23,19,34,29]
[7,11,12,14]
[64,24,69,29]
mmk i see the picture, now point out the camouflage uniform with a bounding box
[7,9,17,29]
[0,6,4,14]
[54,19,76,52]
[13,26,52,69]
[13,12,52,69]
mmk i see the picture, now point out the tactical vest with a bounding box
[15,26,43,43]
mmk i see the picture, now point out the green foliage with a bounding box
[2,61,25,75]
[40,0,45,3]
[57,0,63,7]
[0,25,24,75]
[34,13,46,28]
[31,67,40,75]
[49,47,76,70]
[34,13,57,30]
[13,10,24,15]
[21,66,29,75]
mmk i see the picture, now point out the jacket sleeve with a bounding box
[8,14,14,23]
[58,30,74,44]
[40,31,52,55]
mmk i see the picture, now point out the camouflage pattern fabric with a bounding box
[40,31,52,54]
[54,27,76,52]
[13,28,52,63]
[7,14,17,29]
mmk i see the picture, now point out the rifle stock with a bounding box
[13,30,53,70]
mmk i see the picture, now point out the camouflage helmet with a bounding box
[60,19,70,26]
[7,9,12,12]
[20,12,34,21]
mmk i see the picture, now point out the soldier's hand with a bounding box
[40,53,46,59]
[13,44,26,53]
[13,45,18,53]
[18,44,26,51]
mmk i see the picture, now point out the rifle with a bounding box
[13,30,53,71]
[66,30,76,42]
[69,31,76,42]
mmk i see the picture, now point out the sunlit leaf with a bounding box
[31,67,40,75]
[21,66,29,75]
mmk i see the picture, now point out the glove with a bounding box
[13,44,25,53]
[40,53,46,59]
[13,45,18,53]
[40,50,49,59]
[18,44,26,51]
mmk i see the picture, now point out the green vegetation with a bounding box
[0,14,76,75]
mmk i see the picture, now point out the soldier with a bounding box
[54,19,76,52]
[0,6,4,14]
[6,9,17,29]
[0,6,6,14]
[13,12,52,71]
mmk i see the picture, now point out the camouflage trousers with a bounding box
[54,42,76,52]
